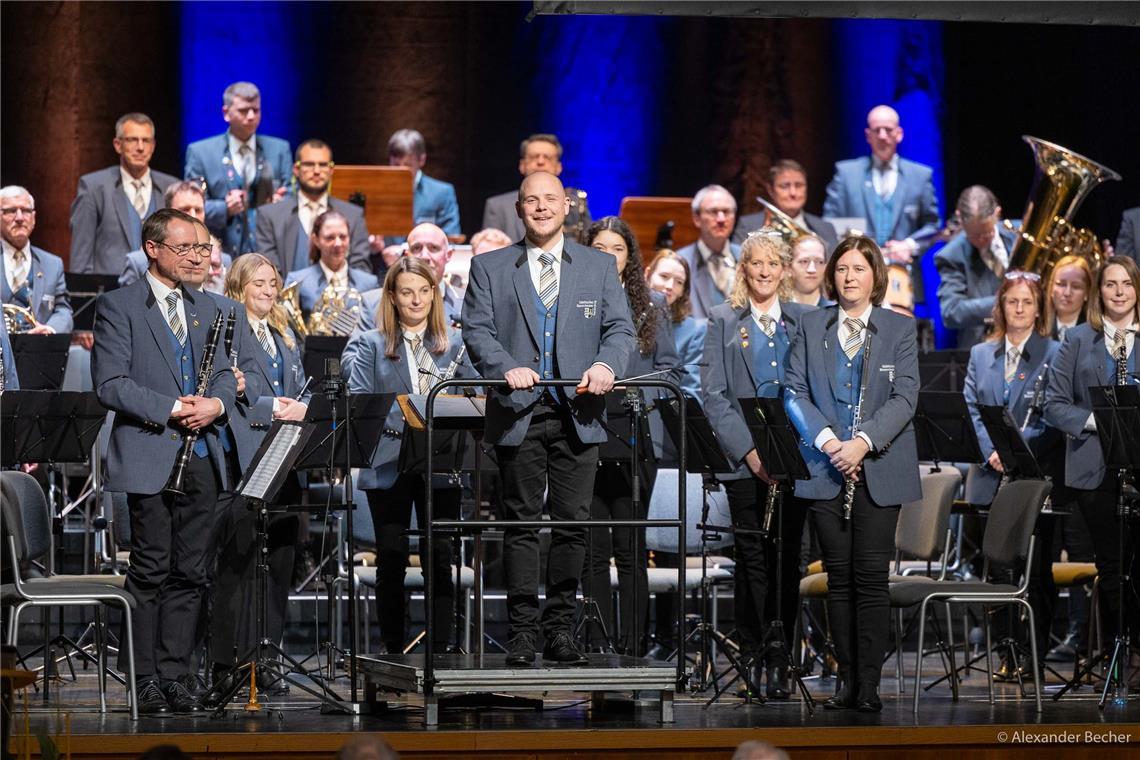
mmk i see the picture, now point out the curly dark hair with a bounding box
[586,216,657,355]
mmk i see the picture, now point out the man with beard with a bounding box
[254,139,372,275]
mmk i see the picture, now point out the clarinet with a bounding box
[843,332,874,521]
[1117,342,1128,387]
[224,307,237,369]
[164,310,228,496]
[441,345,467,382]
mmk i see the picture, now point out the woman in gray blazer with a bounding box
[785,235,921,712]
[342,256,474,654]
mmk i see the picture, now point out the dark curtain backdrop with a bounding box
[2,1,1137,267]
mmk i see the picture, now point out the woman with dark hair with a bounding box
[580,216,679,655]
[701,231,810,698]
[645,249,706,399]
[341,256,475,654]
[284,209,378,314]
[785,235,922,712]
[1044,255,1140,651]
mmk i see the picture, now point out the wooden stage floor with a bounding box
[7,657,1140,759]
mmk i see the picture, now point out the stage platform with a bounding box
[7,660,1139,758]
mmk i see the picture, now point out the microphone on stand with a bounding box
[322,357,345,402]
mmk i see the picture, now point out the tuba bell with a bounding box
[2,303,37,334]
[754,196,814,245]
[1006,135,1121,283]
[277,281,308,339]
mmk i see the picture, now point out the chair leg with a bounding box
[983,605,994,705]
[945,603,959,702]
[95,608,107,713]
[895,609,904,696]
[913,597,931,715]
[1019,599,1043,713]
[121,603,138,721]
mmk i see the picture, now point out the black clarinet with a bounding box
[164,310,227,496]
[224,307,237,368]
[843,332,874,521]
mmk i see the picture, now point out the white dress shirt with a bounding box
[120,167,153,214]
[750,299,782,334]
[403,327,430,390]
[319,260,349,290]
[814,303,876,452]
[871,154,899,199]
[1004,334,1030,378]
[2,239,32,293]
[228,132,258,186]
[990,226,1010,270]
[298,193,329,237]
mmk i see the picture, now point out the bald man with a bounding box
[823,105,941,301]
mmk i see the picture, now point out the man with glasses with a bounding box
[69,113,179,275]
[1,186,72,333]
[482,133,591,242]
[255,138,371,276]
[823,105,941,302]
[935,185,1019,348]
[92,207,237,715]
[678,184,741,320]
[185,81,292,256]
[732,159,839,254]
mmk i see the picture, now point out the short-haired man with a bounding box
[732,159,839,253]
[92,208,237,715]
[255,139,372,275]
[69,113,179,275]
[1116,206,1140,261]
[935,185,1018,348]
[677,185,740,320]
[1,186,72,333]
[388,129,461,237]
[356,222,461,332]
[463,171,634,668]
[482,134,591,242]
[119,181,232,289]
[184,81,292,255]
[823,105,941,300]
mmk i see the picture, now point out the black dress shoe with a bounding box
[542,632,589,666]
[163,679,205,714]
[766,666,790,700]
[136,679,172,717]
[856,693,883,713]
[505,632,537,667]
[822,682,855,710]
[256,673,291,696]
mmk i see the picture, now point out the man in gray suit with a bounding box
[1115,206,1140,261]
[69,113,179,275]
[732,159,840,253]
[463,171,634,666]
[1,186,72,333]
[823,105,941,301]
[254,139,371,276]
[91,208,237,715]
[482,134,591,242]
[678,184,741,320]
[935,185,1018,348]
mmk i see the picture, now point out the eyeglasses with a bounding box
[0,207,34,217]
[152,241,212,257]
[699,207,736,218]
[297,161,334,171]
[1004,270,1041,282]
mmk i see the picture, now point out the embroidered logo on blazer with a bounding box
[577,299,597,319]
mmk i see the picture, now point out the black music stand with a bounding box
[977,405,1044,480]
[64,273,117,332]
[919,350,972,392]
[914,391,984,468]
[10,333,70,390]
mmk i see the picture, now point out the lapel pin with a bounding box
[193,319,200,327]
[1017,372,1026,381]
[739,326,750,349]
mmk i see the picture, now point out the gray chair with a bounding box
[0,471,139,719]
[892,478,1051,715]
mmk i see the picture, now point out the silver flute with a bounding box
[843,332,874,520]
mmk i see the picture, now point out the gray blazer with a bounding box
[732,210,839,253]
[255,196,372,276]
[69,165,179,275]
[462,240,635,446]
[784,305,922,505]
[230,324,308,473]
[1043,322,1132,491]
[701,300,809,480]
[963,333,1059,505]
[482,189,592,242]
[822,156,941,246]
[934,225,1019,349]
[342,327,472,490]
[1116,206,1140,262]
[677,241,742,321]
[1,245,72,332]
[118,249,233,289]
[0,319,17,389]
[91,280,237,495]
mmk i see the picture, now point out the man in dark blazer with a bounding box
[91,208,237,715]
[69,113,179,275]
[388,129,461,237]
[732,159,839,253]
[678,185,741,321]
[463,171,634,667]
[1,186,72,333]
[184,81,292,256]
[1115,206,1140,261]
[823,105,941,300]
[482,134,591,241]
[934,186,1018,348]
[254,139,371,276]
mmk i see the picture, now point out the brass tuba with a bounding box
[753,196,814,244]
[1006,136,1121,283]
[2,303,37,334]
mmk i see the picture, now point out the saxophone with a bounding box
[164,310,228,496]
[843,332,874,520]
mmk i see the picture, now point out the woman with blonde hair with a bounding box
[1042,254,1092,341]
[645,249,705,399]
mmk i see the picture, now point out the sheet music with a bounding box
[242,424,303,500]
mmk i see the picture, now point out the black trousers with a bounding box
[582,461,651,655]
[990,514,1056,659]
[810,484,899,691]
[724,478,807,663]
[365,474,459,652]
[1076,483,1140,642]
[122,455,219,682]
[495,405,597,640]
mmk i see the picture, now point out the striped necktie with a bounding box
[756,313,775,338]
[410,335,435,394]
[1005,346,1020,383]
[165,292,186,345]
[257,322,277,358]
[131,180,147,218]
[10,249,29,305]
[538,251,558,310]
[843,317,864,359]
